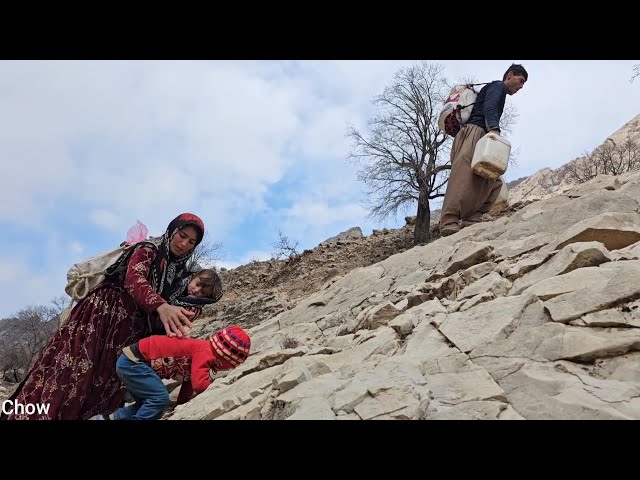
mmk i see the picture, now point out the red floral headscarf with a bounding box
[107,213,205,301]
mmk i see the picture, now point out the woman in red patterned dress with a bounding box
[3,213,206,420]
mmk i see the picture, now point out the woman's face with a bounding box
[169,225,198,256]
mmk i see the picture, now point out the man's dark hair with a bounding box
[503,63,528,81]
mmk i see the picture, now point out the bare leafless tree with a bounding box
[272,231,300,260]
[347,63,451,245]
[15,306,59,369]
[500,103,520,141]
[348,62,519,245]
[631,64,639,83]
[561,152,601,184]
[619,134,640,172]
[0,338,28,383]
[187,232,224,271]
[0,297,67,381]
[562,135,640,183]
[1,351,27,383]
[50,295,69,315]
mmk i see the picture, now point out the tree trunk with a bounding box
[413,185,431,245]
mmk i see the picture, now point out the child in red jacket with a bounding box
[90,325,251,420]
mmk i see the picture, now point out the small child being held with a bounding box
[147,268,224,335]
[178,268,223,302]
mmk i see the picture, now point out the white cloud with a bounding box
[216,260,241,271]
[89,209,122,231]
[295,104,354,162]
[210,251,273,273]
[0,226,108,317]
[272,196,368,250]
[240,250,274,263]
[0,256,66,318]
[1,60,640,317]
[0,61,304,234]
[0,257,22,285]
[70,242,84,255]
[282,200,366,230]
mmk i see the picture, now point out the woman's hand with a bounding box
[186,306,202,321]
[156,303,195,338]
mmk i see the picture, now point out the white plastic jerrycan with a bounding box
[471,132,510,180]
[489,176,509,213]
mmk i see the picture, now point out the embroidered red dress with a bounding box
[7,246,167,420]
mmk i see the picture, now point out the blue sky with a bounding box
[1,60,639,317]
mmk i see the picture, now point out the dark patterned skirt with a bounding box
[5,284,148,420]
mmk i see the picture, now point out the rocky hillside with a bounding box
[4,115,640,419]
[0,214,456,402]
[202,114,640,339]
[171,168,640,420]
[195,207,505,340]
[199,222,417,335]
[508,114,640,205]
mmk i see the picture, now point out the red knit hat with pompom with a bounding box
[210,325,251,369]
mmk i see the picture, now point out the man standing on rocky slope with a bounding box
[439,64,528,237]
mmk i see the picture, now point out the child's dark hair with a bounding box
[193,269,223,302]
[503,63,528,81]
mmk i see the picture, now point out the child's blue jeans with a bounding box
[113,354,171,420]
